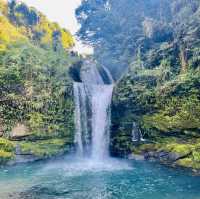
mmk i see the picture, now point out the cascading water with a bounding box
[90,84,113,159]
[73,83,88,156]
[132,122,145,142]
[73,60,114,160]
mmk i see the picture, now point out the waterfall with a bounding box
[132,122,145,142]
[73,62,113,160]
[73,83,89,156]
[90,84,113,159]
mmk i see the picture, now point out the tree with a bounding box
[76,0,200,80]
[76,0,172,80]
[8,0,16,22]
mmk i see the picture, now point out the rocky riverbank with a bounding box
[128,138,200,174]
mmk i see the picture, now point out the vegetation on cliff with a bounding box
[108,1,200,170]
[0,0,78,164]
[0,0,74,51]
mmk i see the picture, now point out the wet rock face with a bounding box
[69,59,113,85]
[69,61,83,82]
[0,129,3,137]
[128,154,145,161]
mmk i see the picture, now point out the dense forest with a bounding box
[77,0,200,171]
[0,0,78,164]
[0,0,200,172]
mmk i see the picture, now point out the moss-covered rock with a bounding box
[129,138,200,171]
[176,158,200,170]
[0,136,73,165]
[18,138,70,158]
[192,151,200,163]
[0,150,14,164]
[160,143,193,157]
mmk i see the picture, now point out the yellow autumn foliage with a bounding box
[33,14,74,48]
[0,0,74,50]
[61,29,74,49]
[0,16,26,51]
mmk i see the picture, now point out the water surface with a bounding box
[0,157,200,199]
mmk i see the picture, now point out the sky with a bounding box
[20,0,93,54]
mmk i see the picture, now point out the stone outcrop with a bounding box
[143,151,191,163]
[9,123,31,140]
[0,128,3,137]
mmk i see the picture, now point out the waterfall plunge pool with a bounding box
[0,156,200,199]
[1,63,199,198]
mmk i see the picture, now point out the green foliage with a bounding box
[110,0,200,167]
[28,112,44,130]
[0,0,74,51]
[8,0,74,50]
[0,0,80,166]
[0,41,77,140]
[110,131,133,157]
[77,0,200,79]
[143,95,200,133]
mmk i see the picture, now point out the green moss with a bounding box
[161,143,193,156]
[192,151,200,163]
[0,150,14,164]
[137,144,158,152]
[134,138,178,153]
[132,137,200,171]
[18,138,70,158]
[176,157,200,170]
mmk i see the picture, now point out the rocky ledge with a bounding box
[0,137,72,166]
[129,138,200,174]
